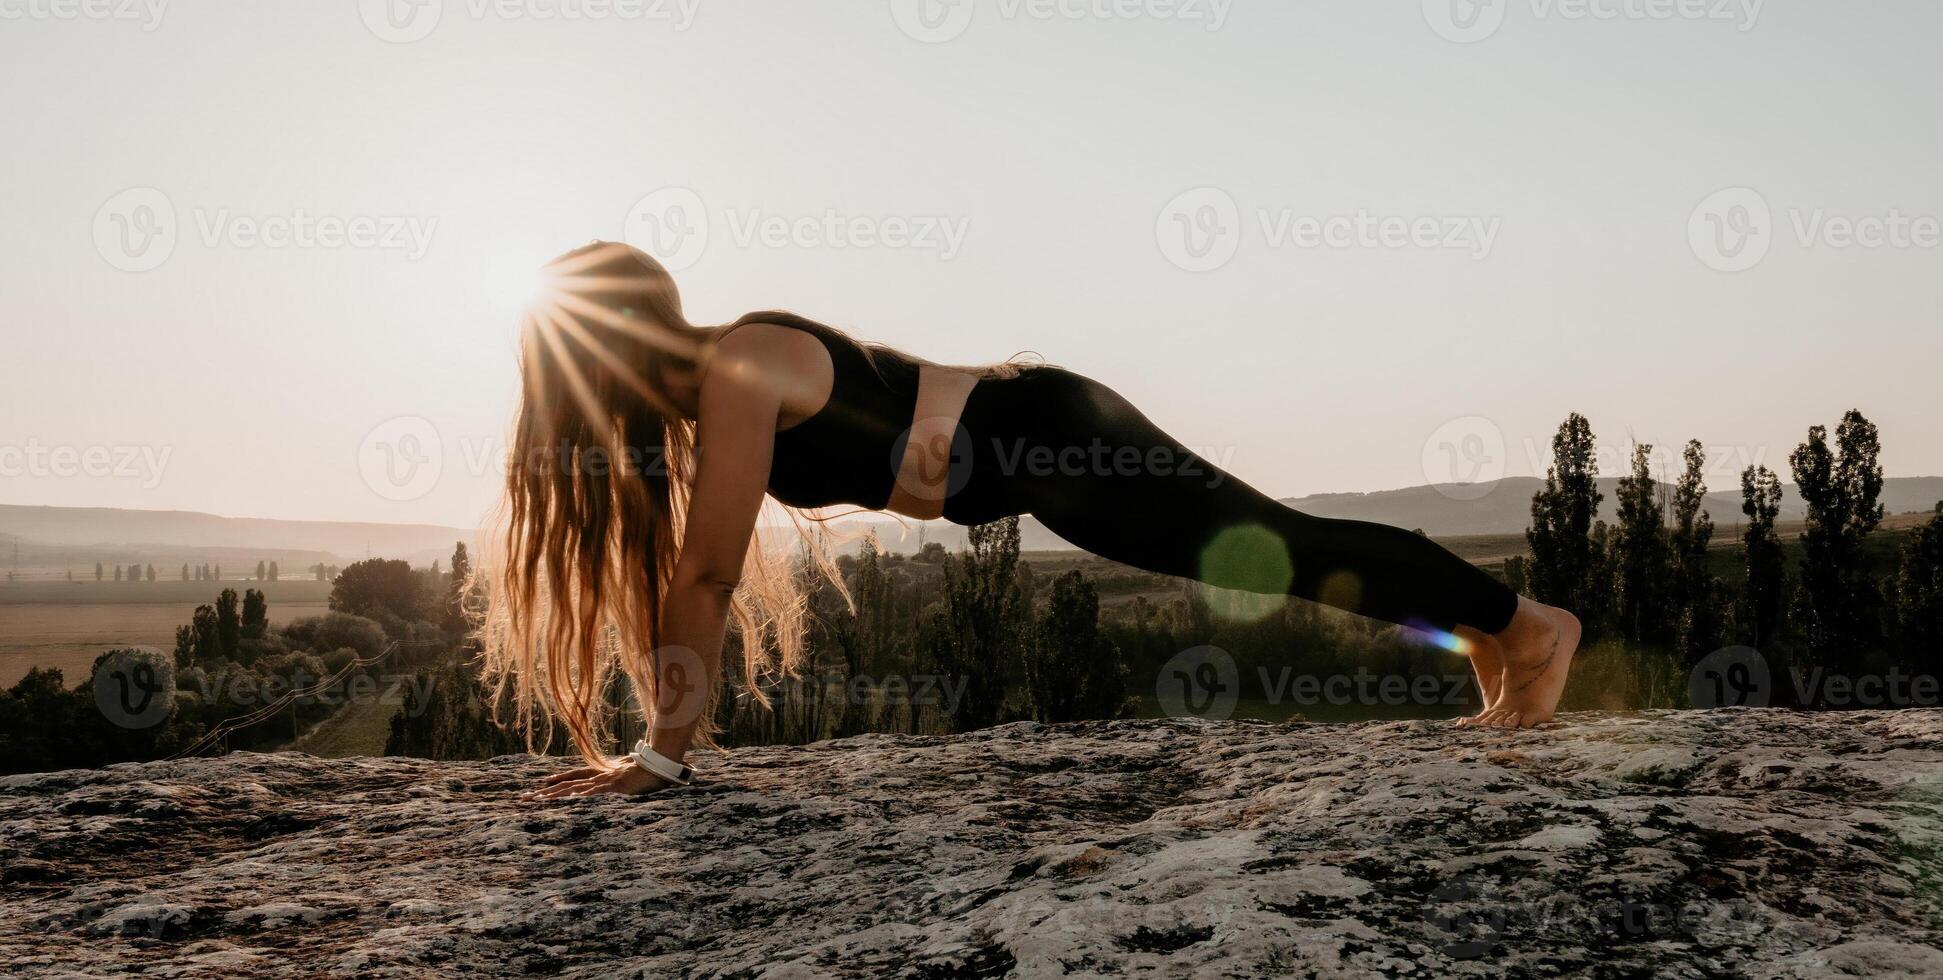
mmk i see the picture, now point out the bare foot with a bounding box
[1466,598,1582,729]
[1454,626,1504,719]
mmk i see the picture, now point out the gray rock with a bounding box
[3,710,1942,978]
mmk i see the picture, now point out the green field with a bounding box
[290,684,410,758]
[0,580,334,688]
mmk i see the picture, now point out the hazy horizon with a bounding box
[5,2,1941,528]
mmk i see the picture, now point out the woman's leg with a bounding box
[990,371,1519,635]
[952,367,1581,727]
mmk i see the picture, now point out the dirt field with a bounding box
[0,580,334,689]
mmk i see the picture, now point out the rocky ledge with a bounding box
[3,710,1943,979]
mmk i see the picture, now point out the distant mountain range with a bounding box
[855,475,1943,553]
[3,475,1938,568]
[0,505,474,572]
[1277,475,1943,539]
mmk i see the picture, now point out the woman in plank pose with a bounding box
[487,242,1581,799]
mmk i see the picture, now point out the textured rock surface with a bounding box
[4,710,1943,978]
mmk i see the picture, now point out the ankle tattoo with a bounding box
[1509,629,1560,695]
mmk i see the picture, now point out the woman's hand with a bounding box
[521,759,670,801]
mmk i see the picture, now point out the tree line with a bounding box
[79,560,313,582]
[1512,408,1941,707]
[10,402,1941,775]
[0,547,472,774]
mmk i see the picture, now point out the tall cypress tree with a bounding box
[173,624,197,668]
[1668,440,1720,661]
[190,604,222,663]
[1613,443,1673,646]
[241,588,269,639]
[1527,414,1605,635]
[1789,411,1884,677]
[215,588,242,660]
[1740,466,1786,655]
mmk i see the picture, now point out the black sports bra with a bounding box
[716,313,920,511]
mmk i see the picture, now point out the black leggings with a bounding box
[943,367,1519,636]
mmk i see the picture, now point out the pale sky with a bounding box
[2,1,1939,528]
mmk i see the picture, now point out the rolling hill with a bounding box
[0,505,474,574]
[1278,475,1943,538]
[2,475,1937,569]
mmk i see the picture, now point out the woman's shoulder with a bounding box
[706,316,836,418]
[726,310,827,339]
[719,311,921,380]
[715,315,828,361]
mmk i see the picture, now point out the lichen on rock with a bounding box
[3,710,1943,978]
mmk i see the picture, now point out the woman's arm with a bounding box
[642,345,781,763]
[525,332,782,800]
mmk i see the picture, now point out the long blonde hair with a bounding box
[476,241,825,766]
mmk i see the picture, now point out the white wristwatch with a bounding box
[627,739,694,786]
